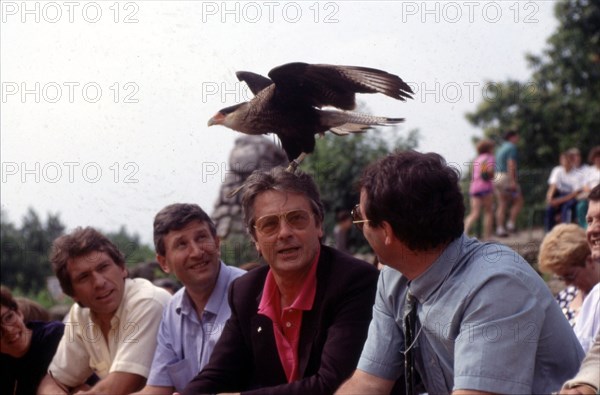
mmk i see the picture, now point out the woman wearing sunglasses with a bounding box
[0,286,64,395]
[538,223,599,327]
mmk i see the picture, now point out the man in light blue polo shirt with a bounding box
[133,204,245,394]
[337,151,584,395]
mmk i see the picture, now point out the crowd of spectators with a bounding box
[1,151,599,395]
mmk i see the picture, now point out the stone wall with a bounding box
[212,135,288,264]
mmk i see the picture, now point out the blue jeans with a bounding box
[544,194,577,232]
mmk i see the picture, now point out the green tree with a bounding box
[1,208,64,294]
[1,209,155,302]
[106,225,155,267]
[466,0,600,169]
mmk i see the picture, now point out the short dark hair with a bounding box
[0,286,18,311]
[153,204,216,256]
[241,167,324,240]
[589,184,600,202]
[503,129,518,140]
[476,139,494,155]
[588,146,600,164]
[360,150,465,251]
[50,227,125,298]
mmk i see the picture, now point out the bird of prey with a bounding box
[207,62,413,164]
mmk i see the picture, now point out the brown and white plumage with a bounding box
[207,62,413,161]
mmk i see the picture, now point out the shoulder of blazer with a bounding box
[228,265,269,312]
[313,246,379,299]
[318,245,378,278]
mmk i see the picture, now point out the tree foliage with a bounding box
[106,225,155,267]
[1,208,154,301]
[466,0,600,169]
[1,208,63,295]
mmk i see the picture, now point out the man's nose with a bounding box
[91,271,106,288]
[277,218,294,238]
[189,241,206,257]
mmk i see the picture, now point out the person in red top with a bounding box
[182,167,379,395]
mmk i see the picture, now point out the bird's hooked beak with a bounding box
[208,112,226,127]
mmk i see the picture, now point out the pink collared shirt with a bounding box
[258,249,320,382]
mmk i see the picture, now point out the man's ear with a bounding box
[254,240,261,255]
[156,254,171,274]
[381,221,395,246]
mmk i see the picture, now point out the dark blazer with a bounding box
[182,245,379,395]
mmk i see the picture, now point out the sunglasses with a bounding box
[351,204,370,231]
[254,209,312,236]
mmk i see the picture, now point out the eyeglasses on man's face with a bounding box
[0,309,19,337]
[253,209,312,237]
[351,204,370,231]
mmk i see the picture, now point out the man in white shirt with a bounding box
[37,227,171,395]
[544,150,581,231]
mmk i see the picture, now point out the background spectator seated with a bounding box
[538,223,599,327]
[544,151,581,231]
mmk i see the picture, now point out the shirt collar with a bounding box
[177,261,228,317]
[258,247,320,314]
[408,235,468,304]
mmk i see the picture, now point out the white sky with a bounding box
[1,0,558,244]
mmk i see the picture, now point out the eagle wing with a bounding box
[236,71,273,96]
[268,62,413,110]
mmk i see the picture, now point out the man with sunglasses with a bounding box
[183,167,379,395]
[337,151,584,395]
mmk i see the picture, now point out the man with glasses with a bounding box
[337,150,583,395]
[183,167,379,395]
[1,286,64,395]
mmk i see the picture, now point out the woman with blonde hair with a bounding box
[464,138,496,240]
[538,223,600,327]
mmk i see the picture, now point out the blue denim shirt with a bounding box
[147,262,245,391]
[358,235,584,394]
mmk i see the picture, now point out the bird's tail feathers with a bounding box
[329,124,370,136]
[320,110,404,135]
